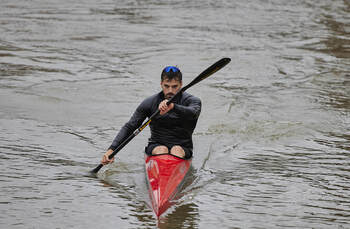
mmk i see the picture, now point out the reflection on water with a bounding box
[1,0,349,228]
[158,202,199,229]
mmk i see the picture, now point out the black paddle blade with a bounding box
[182,57,231,91]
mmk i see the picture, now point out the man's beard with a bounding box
[165,93,174,99]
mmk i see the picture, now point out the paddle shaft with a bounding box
[91,57,231,174]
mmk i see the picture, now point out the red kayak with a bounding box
[145,154,192,217]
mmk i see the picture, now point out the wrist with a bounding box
[106,149,114,154]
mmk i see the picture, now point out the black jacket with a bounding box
[109,91,201,150]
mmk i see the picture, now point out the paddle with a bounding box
[91,57,231,174]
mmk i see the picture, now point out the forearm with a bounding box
[108,99,150,150]
[108,123,135,150]
[173,103,201,119]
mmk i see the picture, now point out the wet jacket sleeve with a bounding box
[172,96,201,120]
[108,100,149,151]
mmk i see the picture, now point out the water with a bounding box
[0,0,349,228]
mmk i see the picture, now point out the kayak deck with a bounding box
[145,154,192,217]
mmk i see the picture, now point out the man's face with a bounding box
[161,78,182,99]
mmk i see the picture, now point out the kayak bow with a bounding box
[145,154,192,217]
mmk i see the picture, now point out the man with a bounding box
[101,66,201,165]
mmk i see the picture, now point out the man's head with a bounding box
[161,66,182,99]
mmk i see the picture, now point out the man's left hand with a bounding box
[159,100,174,115]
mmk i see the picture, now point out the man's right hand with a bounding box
[101,149,115,165]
